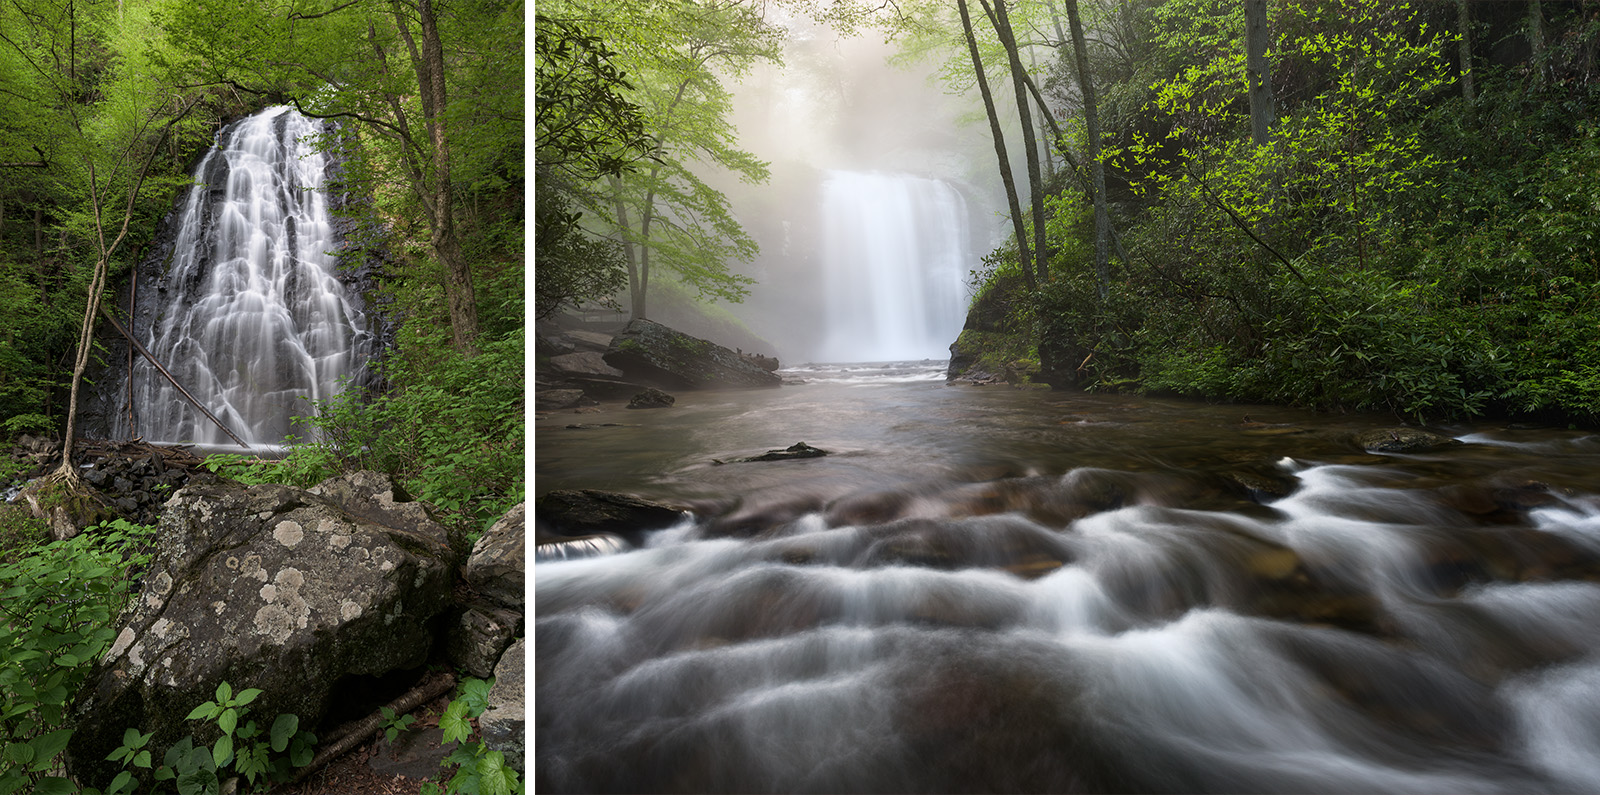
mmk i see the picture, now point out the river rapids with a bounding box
[535,362,1600,793]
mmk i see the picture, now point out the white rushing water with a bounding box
[537,452,1600,791]
[815,171,970,363]
[124,107,367,448]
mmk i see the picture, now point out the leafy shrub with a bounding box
[98,682,316,795]
[0,519,157,795]
[421,677,522,795]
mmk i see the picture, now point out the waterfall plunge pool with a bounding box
[535,364,1600,793]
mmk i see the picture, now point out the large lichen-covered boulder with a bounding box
[603,319,780,390]
[65,472,459,788]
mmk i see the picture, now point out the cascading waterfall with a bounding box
[120,107,369,448]
[816,171,970,363]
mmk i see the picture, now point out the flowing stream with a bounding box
[118,107,369,448]
[536,363,1600,793]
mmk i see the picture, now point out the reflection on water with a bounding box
[535,363,1600,793]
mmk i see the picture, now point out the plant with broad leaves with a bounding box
[96,681,316,795]
[0,519,156,795]
[420,677,522,795]
[379,706,416,744]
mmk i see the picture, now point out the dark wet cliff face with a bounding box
[84,107,385,447]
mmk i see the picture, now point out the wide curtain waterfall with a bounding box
[816,171,970,363]
[120,107,369,448]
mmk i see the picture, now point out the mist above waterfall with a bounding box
[816,171,969,362]
[682,22,1004,365]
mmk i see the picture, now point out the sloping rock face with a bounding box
[450,502,526,678]
[481,637,526,773]
[603,319,780,390]
[66,472,459,788]
[466,503,525,610]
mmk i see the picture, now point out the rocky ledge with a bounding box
[603,319,781,390]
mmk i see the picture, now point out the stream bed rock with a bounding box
[603,319,781,390]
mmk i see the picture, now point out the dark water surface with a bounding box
[535,362,1600,793]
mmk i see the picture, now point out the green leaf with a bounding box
[186,701,219,721]
[133,749,152,769]
[28,728,72,770]
[270,713,298,752]
[4,742,34,765]
[478,750,513,795]
[108,771,134,795]
[212,734,233,768]
[215,682,232,704]
[218,707,238,736]
[235,688,263,707]
[34,777,75,795]
[441,700,472,744]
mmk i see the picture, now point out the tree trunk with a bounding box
[1245,0,1275,147]
[986,0,1050,283]
[407,0,479,355]
[957,0,1034,290]
[608,175,645,320]
[1529,0,1546,83]
[1456,0,1476,101]
[1063,0,1110,301]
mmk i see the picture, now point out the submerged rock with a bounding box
[627,388,676,409]
[534,489,685,545]
[1354,428,1460,453]
[603,319,781,390]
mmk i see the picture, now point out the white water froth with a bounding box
[815,172,970,363]
[127,107,367,447]
[538,464,1600,791]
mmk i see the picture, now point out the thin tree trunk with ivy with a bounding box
[1063,0,1109,301]
[1456,0,1476,101]
[957,0,1034,290]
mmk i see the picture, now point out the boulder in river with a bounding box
[627,388,676,409]
[535,489,686,546]
[1354,428,1461,453]
[603,319,781,390]
[738,441,830,462]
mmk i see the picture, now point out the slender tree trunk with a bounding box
[396,0,479,355]
[1063,0,1110,301]
[984,0,1049,282]
[1529,0,1546,83]
[1456,0,1476,101]
[957,0,1034,290]
[1245,0,1275,147]
[608,175,645,320]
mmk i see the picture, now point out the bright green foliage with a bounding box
[420,677,522,795]
[0,520,156,795]
[544,0,778,318]
[964,0,1600,422]
[203,326,524,535]
[98,682,316,794]
[379,705,417,744]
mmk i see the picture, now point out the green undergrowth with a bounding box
[0,519,157,795]
[204,326,525,539]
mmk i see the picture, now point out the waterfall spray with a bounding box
[120,107,370,449]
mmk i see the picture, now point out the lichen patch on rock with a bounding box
[274,520,305,548]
